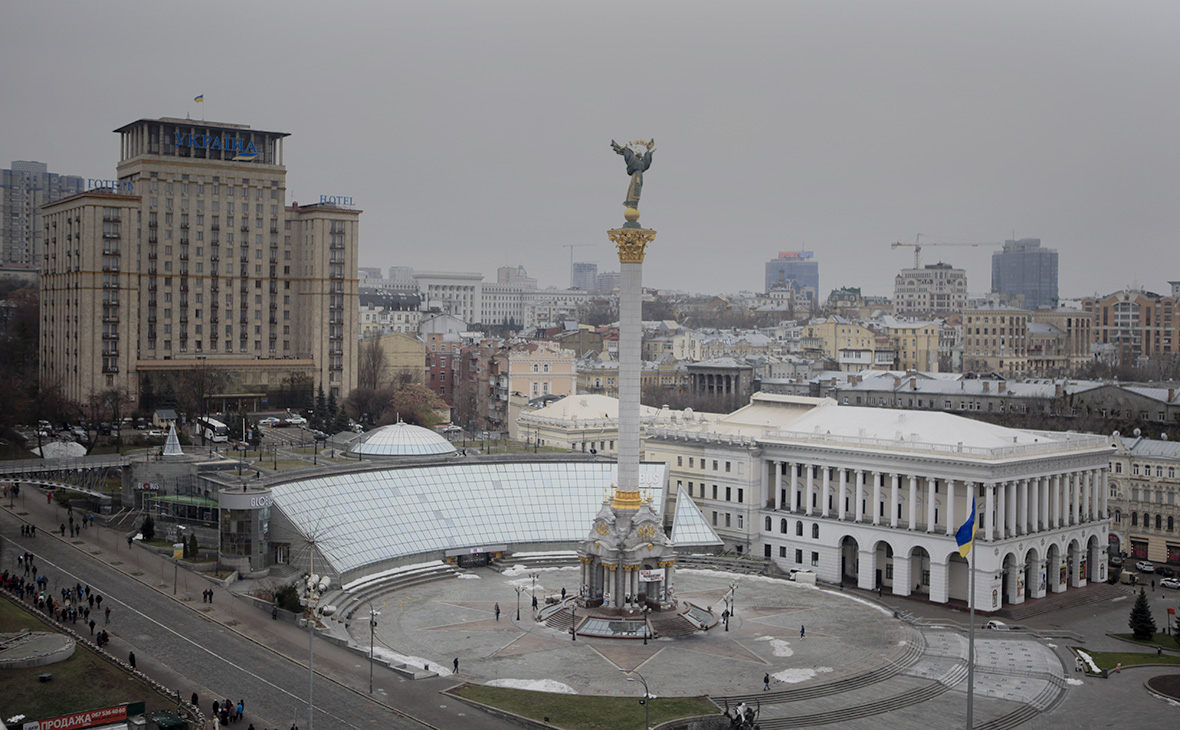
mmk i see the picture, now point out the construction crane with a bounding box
[891,235,1004,268]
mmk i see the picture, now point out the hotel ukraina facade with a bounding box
[645,393,1112,611]
[40,117,358,404]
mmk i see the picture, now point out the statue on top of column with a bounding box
[610,139,655,211]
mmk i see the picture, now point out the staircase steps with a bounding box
[754,678,952,729]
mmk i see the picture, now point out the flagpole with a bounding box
[966,544,975,730]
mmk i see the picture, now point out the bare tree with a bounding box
[178,362,230,421]
[356,338,389,391]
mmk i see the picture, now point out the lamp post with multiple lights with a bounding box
[620,668,651,730]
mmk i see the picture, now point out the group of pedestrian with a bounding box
[211,698,246,725]
[19,523,37,537]
[203,588,216,603]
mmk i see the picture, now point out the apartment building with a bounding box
[2,160,84,268]
[894,262,967,318]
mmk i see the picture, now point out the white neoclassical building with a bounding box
[647,395,1112,611]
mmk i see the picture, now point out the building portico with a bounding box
[757,406,1111,611]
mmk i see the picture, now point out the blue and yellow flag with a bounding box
[194,94,204,103]
[956,498,976,558]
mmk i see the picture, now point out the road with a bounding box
[0,507,511,730]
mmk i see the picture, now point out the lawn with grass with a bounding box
[451,684,717,730]
[0,598,176,721]
[1111,632,1180,649]
[1076,647,1180,671]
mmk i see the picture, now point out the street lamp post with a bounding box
[368,603,379,694]
[643,605,650,645]
[620,669,651,730]
[571,604,577,641]
[515,585,524,621]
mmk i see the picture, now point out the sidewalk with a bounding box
[3,486,503,730]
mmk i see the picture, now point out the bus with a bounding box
[196,416,230,443]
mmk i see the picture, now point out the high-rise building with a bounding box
[39,116,359,405]
[2,160,84,269]
[764,251,819,297]
[893,263,967,318]
[992,238,1058,309]
[571,261,597,291]
[595,270,621,293]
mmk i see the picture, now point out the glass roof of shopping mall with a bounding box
[269,461,678,575]
[670,493,724,547]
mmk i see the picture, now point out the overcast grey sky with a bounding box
[3,1,1178,299]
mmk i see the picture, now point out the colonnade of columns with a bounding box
[690,371,741,397]
[762,460,1108,541]
[578,556,675,609]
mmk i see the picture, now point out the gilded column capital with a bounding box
[608,227,658,264]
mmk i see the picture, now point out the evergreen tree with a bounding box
[140,515,155,542]
[187,533,199,560]
[330,407,351,435]
[327,390,339,421]
[313,385,328,431]
[1128,587,1157,640]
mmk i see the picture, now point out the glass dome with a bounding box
[348,421,457,458]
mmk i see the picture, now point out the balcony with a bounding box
[148,282,158,291]
[102,315,119,324]
[148,234,158,244]
[148,251,157,260]
[180,223,189,229]
[102,281,119,289]
[210,283,220,293]
[101,365,119,374]
[102,248,121,256]
[211,223,219,231]
[240,225,249,232]
[102,331,118,339]
[102,231,120,239]
[179,252,189,260]
[210,254,219,261]
[240,256,249,263]
[210,316,219,324]
[148,221,157,228]
[330,241,345,250]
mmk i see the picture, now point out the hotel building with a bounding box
[40,117,359,406]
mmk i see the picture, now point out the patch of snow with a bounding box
[1046,643,1057,649]
[501,564,578,576]
[487,678,578,694]
[756,636,794,657]
[454,573,480,579]
[342,559,447,591]
[1076,650,1100,674]
[1066,678,1084,686]
[773,667,833,684]
[369,646,453,676]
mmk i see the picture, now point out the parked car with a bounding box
[259,417,281,427]
[1155,566,1176,578]
[1136,561,1155,573]
[286,414,307,426]
[311,430,329,442]
[146,429,165,438]
[1160,578,1180,590]
[983,620,1011,630]
[1109,555,1124,566]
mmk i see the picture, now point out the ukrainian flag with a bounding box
[956,498,976,558]
[194,94,204,103]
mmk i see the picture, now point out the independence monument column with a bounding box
[607,139,657,493]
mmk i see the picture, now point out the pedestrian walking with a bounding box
[453,657,460,673]
[89,619,95,635]
[494,602,500,621]
[800,625,805,639]
[105,606,111,624]
[272,605,278,620]
[1152,579,1155,591]
[128,651,136,669]
[213,700,220,717]
[60,523,66,536]
[192,692,199,707]
[763,672,770,691]
[561,587,566,601]
[237,700,244,720]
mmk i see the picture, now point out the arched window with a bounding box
[1113,509,1121,524]
[796,522,804,537]
[1156,514,1162,530]
[779,518,787,534]
[811,524,820,539]
[1144,513,1151,529]
[765,516,772,532]
[1169,516,1175,531]
[1132,512,1138,526]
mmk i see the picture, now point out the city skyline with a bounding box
[2,2,1178,299]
